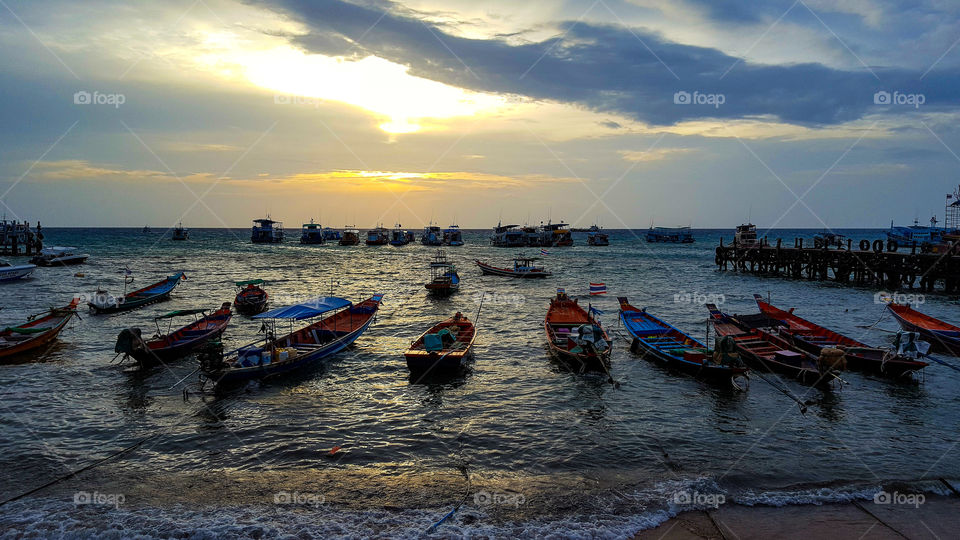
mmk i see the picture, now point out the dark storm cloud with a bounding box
[251,0,960,126]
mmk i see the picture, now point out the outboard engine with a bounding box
[115,328,145,359]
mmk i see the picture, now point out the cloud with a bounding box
[250,0,960,129]
[618,148,693,162]
[25,161,577,192]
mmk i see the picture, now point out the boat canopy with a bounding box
[156,308,207,319]
[235,279,265,287]
[254,296,351,320]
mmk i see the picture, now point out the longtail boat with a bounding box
[476,256,551,278]
[0,299,79,363]
[234,279,269,315]
[405,312,477,374]
[425,250,459,295]
[618,297,748,386]
[754,295,927,378]
[88,272,186,314]
[887,303,960,356]
[544,289,611,372]
[114,303,232,369]
[707,303,840,386]
[201,294,383,385]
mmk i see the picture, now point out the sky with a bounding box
[2,0,960,230]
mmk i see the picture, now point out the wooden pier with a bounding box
[715,237,960,293]
[0,220,42,256]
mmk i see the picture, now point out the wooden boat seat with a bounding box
[292,343,323,350]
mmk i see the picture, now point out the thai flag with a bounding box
[540,249,549,255]
[589,283,607,295]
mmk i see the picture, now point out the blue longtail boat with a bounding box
[618,297,748,386]
[88,272,186,314]
[201,294,383,385]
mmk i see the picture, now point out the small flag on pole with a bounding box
[589,283,607,295]
[123,267,132,276]
[540,249,549,255]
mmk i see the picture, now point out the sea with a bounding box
[0,227,957,539]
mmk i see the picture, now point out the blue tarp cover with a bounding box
[254,296,351,320]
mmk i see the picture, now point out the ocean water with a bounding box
[0,227,957,538]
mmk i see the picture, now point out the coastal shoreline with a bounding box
[634,495,959,540]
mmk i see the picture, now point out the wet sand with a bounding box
[634,495,959,540]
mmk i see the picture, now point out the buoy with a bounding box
[74,272,85,277]
[329,445,342,456]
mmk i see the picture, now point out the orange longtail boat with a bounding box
[887,303,960,356]
[544,289,611,372]
[0,298,79,363]
[405,312,477,374]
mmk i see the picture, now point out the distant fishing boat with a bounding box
[390,224,411,246]
[405,312,477,374]
[339,226,360,246]
[234,279,269,315]
[646,226,694,243]
[0,260,36,281]
[421,222,443,246]
[114,303,232,369]
[200,294,383,385]
[322,227,342,242]
[587,225,609,246]
[885,217,942,245]
[425,249,459,295]
[521,225,542,247]
[707,303,841,386]
[366,225,389,245]
[734,223,758,246]
[618,297,748,386]
[540,221,573,247]
[0,298,79,363]
[300,219,325,244]
[443,225,464,246]
[251,216,284,243]
[142,225,151,233]
[490,222,525,247]
[29,246,89,266]
[475,255,551,278]
[172,221,189,241]
[544,289,611,372]
[754,295,927,378]
[886,303,960,356]
[88,272,186,315]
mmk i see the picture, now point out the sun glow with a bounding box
[228,47,507,133]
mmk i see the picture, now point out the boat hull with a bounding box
[887,304,960,356]
[206,296,382,385]
[475,260,551,278]
[130,309,232,368]
[0,265,36,281]
[0,300,79,363]
[89,273,185,315]
[33,255,88,266]
[405,315,476,374]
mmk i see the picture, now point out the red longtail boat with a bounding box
[754,295,927,378]
[114,303,233,369]
[707,303,840,387]
[887,303,960,356]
